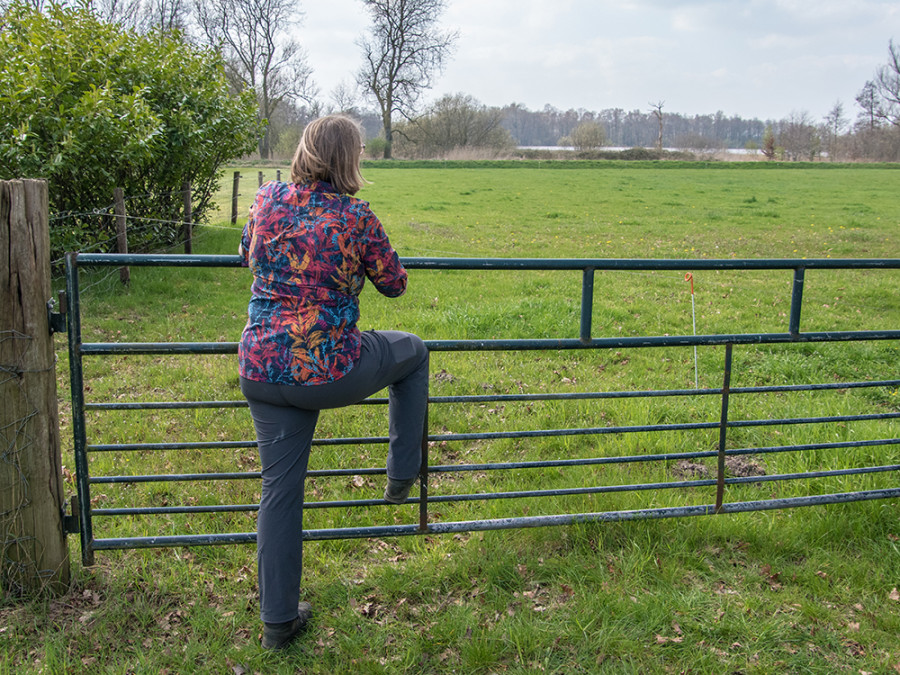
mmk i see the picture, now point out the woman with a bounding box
[238,115,428,650]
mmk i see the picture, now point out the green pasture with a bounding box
[4,162,899,673]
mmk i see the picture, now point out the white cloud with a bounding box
[294,0,898,120]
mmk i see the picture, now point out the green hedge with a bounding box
[0,1,261,262]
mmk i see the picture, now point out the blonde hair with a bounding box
[290,115,366,195]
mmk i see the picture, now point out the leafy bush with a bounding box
[0,1,261,262]
[363,137,387,159]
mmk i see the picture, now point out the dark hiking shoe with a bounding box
[261,602,312,650]
[384,476,418,504]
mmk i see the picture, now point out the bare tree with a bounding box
[70,1,190,33]
[356,0,458,159]
[873,39,900,127]
[855,80,880,131]
[195,0,316,159]
[142,0,189,33]
[86,0,143,26]
[396,93,511,157]
[761,125,776,160]
[822,101,847,161]
[570,121,606,151]
[779,110,821,161]
[649,100,664,150]
[1,0,48,12]
[329,81,361,115]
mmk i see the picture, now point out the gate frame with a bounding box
[64,254,900,565]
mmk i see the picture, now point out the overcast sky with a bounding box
[298,0,898,122]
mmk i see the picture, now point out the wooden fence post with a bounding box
[258,171,263,187]
[182,181,192,254]
[113,187,129,284]
[230,170,240,225]
[0,179,71,596]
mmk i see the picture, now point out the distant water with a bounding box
[519,146,758,155]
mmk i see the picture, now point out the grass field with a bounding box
[3,162,899,673]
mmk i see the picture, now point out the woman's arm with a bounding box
[359,209,407,298]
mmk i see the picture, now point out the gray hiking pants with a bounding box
[240,330,429,623]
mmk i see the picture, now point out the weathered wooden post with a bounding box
[257,171,263,187]
[182,181,192,254]
[0,179,71,596]
[113,187,129,284]
[230,170,240,225]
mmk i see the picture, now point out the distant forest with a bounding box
[334,96,899,162]
[338,99,898,162]
[345,105,763,152]
[497,104,766,149]
[351,104,767,150]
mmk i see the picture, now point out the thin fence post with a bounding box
[714,343,733,514]
[580,267,595,343]
[418,401,429,532]
[258,171,263,187]
[0,179,71,596]
[276,169,281,182]
[182,181,192,255]
[789,267,805,338]
[113,188,129,284]
[231,171,240,225]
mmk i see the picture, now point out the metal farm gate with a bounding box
[62,254,900,565]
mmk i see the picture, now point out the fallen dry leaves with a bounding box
[760,564,783,591]
[655,621,684,645]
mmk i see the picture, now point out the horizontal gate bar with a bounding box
[82,379,900,411]
[91,464,900,516]
[72,253,900,271]
[77,330,900,355]
[84,412,900,455]
[87,438,900,485]
[88,488,900,551]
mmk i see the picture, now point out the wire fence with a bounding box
[0,330,64,594]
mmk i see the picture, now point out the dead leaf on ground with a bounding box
[761,564,782,591]
[842,638,865,657]
[655,634,684,645]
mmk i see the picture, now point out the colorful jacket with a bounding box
[238,180,407,385]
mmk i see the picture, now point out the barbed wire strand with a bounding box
[48,185,216,221]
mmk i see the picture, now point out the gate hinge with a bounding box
[62,495,80,535]
[48,291,67,334]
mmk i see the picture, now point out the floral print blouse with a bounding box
[238,180,407,386]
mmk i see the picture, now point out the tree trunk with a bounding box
[0,179,71,597]
[383,112,393,160]
[258,126,271,160]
